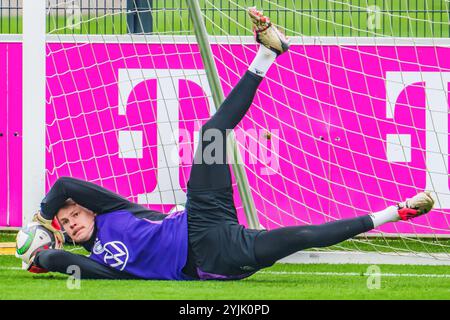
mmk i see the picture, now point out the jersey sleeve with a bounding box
[40,177,135,220]
[34,249,139,280]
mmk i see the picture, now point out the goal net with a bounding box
[42,0,450,262]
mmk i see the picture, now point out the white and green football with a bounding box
[15,222,57,264]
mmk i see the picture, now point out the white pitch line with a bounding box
[0,267,22,270]
[1,267,449,278]
[259,271,450,278]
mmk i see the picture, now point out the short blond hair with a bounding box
[61,198,77,209]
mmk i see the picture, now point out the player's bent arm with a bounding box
[34,249,139,280]
[40,177,134,220]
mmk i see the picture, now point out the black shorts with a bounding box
[186,186,264,280]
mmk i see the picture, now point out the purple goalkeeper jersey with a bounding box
[88,209,191,280]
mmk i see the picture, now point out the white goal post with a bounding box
[22,0,46,227]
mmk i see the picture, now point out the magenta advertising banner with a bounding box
[1,41,449,236]
[0,43,22,228]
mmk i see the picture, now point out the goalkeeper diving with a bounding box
[19,8,435,280]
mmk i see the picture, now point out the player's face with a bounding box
[57,204,96,243]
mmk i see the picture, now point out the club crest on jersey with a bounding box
[102,241,129,271]
[92,239,104,254]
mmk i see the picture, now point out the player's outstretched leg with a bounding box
[187,8,289,190]
[253,192,435,268]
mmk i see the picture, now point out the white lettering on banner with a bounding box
[118,130,143,158]
[66,3,81,31]
[386,72,450,208]
[116,69,214,205]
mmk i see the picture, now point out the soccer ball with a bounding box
[15,222,57,264]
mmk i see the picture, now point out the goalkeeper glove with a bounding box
[32,211,65,248]
[25,251,49,274]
